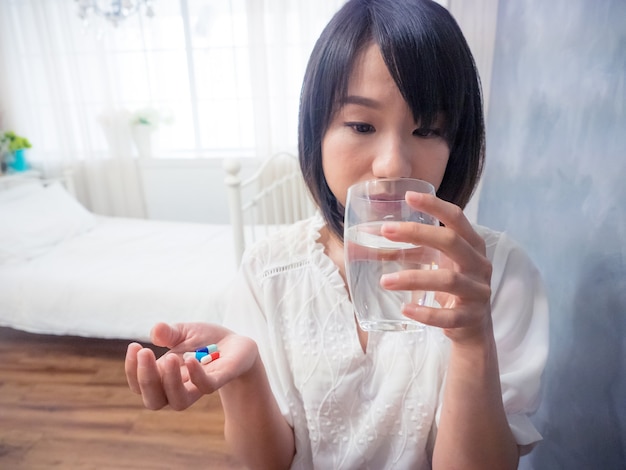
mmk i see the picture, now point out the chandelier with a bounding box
[75,0,156,27]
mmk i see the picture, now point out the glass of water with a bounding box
[344,178,440,332]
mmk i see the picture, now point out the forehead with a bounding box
[344,43,399,99]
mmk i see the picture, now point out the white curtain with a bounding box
[0,0,495,220]
[244,0,347,157]
[0,0,151,216]
[0,0,346,217]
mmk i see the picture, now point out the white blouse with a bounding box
[222,213,549,469]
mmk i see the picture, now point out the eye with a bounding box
[413,127,442,138]
[346,122,375,134]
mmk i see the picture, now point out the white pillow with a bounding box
[0,180,45,203]
[0,182,97,263]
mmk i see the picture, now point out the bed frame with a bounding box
[223,153,316,264]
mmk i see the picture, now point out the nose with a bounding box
[371,137,413,179]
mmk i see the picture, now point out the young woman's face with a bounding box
[321,43,450,207]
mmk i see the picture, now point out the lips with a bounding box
[365,196,408,220]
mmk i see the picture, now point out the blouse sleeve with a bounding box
[489,231,549,451]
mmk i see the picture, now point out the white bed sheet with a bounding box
[0,216,237,342]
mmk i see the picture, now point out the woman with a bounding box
[125,1,549,468]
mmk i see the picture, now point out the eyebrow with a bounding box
[342,95,382,109]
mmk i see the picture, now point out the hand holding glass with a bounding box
[344,178,439,332]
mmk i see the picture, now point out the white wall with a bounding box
[479,1,626,468]
[139,157,259,224]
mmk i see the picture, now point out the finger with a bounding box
[381,268,491,301]
[186,357,221,395]
[150,322,227,353]
[381,221,488,275]
[150,322,184,349]
[136,348,168,410]
[401,303,466,329]
[401,303,492,341]
[125,342,143,394]
[405,192,484,250]
[160,354,202,411]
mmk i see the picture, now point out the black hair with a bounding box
[298,0,485,239]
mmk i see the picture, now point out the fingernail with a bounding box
[382,222,401,233]
[401,302,418,316]
[380,273,398,285]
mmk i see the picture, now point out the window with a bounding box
[0,0,344,160]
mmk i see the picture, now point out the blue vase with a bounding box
[9,148,29,172]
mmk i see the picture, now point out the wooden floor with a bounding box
[0,327,244,469]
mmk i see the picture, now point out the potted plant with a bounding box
[1,130,32,172]
[130,107,172,158]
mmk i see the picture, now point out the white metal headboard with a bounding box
[223,153,316,265]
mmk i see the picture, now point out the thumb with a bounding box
[150,322,185,348]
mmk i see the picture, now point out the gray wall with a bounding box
[478,0,626,468]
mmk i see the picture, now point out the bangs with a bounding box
[369,0,471,142]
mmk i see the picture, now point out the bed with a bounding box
[0,154,314,342]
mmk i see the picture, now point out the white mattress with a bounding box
[0,216,237,342]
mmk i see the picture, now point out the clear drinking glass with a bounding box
[344,178,440,331]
